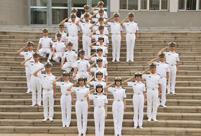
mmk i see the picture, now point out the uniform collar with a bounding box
[43,36,48,38]
[79,58,85,61]
[46,73,52,76]
[80,86,86,89]
[135,81,142,84]
[129,21,134,23]
[57,40,62,42]
[115,86,122,89]
[64,80,69,83]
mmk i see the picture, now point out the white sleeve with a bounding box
[143,84,146,92]
[71,87,76,93]
[64,22,68,28]
[39,38,42,44]
[104,96,108,104]
[123,89,126,98]
[108,87,113,93]
[104,69,108,76]
[52,43,56,48]
[105,37,109,44]
[176,54,180,61]
[50,38,53,44]
[127,82,133,87]
[90,68,96,73]
[56,82,62,87]
[142,74,147,80]
[88,94,94,100]
[20,52,25,56]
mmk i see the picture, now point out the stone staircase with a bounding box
[0,31,201,136]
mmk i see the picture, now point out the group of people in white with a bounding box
[16,1,180,136]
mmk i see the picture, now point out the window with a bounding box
[149,0,160,10]
[120,0,168,10]
[178,0,201,10]
[141,0,147,10]
[128,0,138,10]
[200,0,201,9]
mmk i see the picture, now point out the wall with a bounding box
[0,0,28,25]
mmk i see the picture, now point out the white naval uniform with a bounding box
[89,93,108,136]
[164,51,180,94]
[92,34,109,46]
[108,21,122,61]
[62,50,77,72]
[90,80,107,93]
[56,81,73,127]
[123,21,139,61]
[64,21,80,52]
[142,73,161,120]
[55,30,68,43]
[72,86,90,135]
[75,59,91,80]
[38,36,53,61]
[155,61,170,105]
[38,73,56,119]
[91,55,108,68]
[20,50,34,92]
[79,21,92,58]
[90,66,108,81]
[92,23,109,35]
[91,44,108,56]
[93,9,108,20]
[52,40,65,62]
[127,81,146,127]
[26,61,44,105]
[108,86,126,135]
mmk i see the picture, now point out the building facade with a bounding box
[0,0,200,27]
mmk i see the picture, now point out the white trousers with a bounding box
[75,71,91,81]
[94,107,105,136]
[39,48,52,61]
[53,52,63,62]
[30,75,41,105]
[43,89,54,118]
[68,36,78,52]
[61,62,76,72]
[160,77,167,105]
[133,94,144,127]
[147,89,158,119]
[25,67,31,92]
[111,34,121,61]
[126,34,136,61]
[76,100,88,134]
[60,94,72,126]
[167,65,177,94]
[112,101,124,135]
[82,35,91,58]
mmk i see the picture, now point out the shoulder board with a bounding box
[75,85,79,87]
[146,72,151,74]
[102,93,106,95]
[24,50,28,52]
[165,62,168,64]
[103,55,106,57]
[126,21,129,22]
[93,93,97,95]
[156,73,160,76]
[111,21,114,22]
[134,21,138,23]
[64,31,66,33]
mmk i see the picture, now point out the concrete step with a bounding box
[1,112,201,121]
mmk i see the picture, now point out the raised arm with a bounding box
[86,76,95,85]
[20,57,32,66]
[123,75,135,85]
[89,41,97,48]
[158,46,169,54]
[88,52,97,61]
[104,17,114,24]
[84,88,96,97]
[89,20,99,29]
[104,82,115,90]
[67,81,77,91]
[76,17,84,26]
[17,46,27,55]
[89,12,98,20]
[87,62,96,71]
[52,76,62,84]
[89,29,98,38]
[33,67,44,77]
[120,17,128,26]
[60,18,69,25]
[91,5,99,14]
[147,57,159,65]
[142,68,150,75]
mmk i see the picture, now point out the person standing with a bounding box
[104,77,126,136]
[142,63,161,122]
[17,41,34,93]
[121,12,139,62]
[21,52,44,106]
[52,72,73,127]
[123,72,146,129]
[84,84,108,136]
[67,77,90,136]
[104,12,123,62]
[33,62,56,122]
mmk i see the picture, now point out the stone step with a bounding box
[1,126,200,135]
[0,99,200,106]
[0,105,200,113]
[1,112,201,121]
[0,119,200,129]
